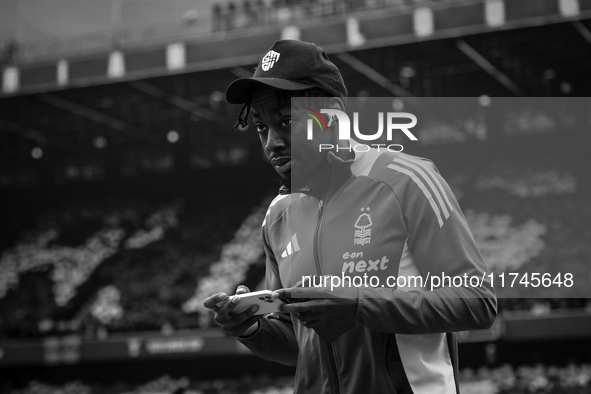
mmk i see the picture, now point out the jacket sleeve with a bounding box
[237,222,299,366]
[353,159,498,334]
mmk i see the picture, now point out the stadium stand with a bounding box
[1,132,589,333]
[4,364,591,393]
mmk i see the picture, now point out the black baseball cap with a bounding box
[225,39,348,104]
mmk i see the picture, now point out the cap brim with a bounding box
[225,77,315,104]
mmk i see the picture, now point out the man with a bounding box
[204,39,497,393]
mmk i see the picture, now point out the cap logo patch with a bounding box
[261,50,280,71]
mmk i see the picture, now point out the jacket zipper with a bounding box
[312,172,342,393]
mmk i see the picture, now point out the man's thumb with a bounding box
[236,285,250,294]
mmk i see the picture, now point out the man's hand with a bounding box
[272,284,358,328]
[202,285,262,337]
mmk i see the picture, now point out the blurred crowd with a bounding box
[0,197,261,338]
[210,0,425,32]
[6,364,591,394]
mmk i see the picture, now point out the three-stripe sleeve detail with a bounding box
[387,157,454,228]
[394,157,452,219]
[399,156,454,214]
[387,164,444,227]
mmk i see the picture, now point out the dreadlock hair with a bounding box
[234,86,336,129]
[234,99,251,128]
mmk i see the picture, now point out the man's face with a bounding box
[251,87,330,190]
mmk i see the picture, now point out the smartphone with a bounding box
[216,290,285,315]
[215,290,354,341]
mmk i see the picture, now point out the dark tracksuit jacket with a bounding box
[238,145,497,394]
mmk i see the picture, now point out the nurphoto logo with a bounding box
[305,109,418,152]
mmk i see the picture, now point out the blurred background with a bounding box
[1,0,591,393]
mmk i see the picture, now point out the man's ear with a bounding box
[326,97,345,128]
[327,97,345,112]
